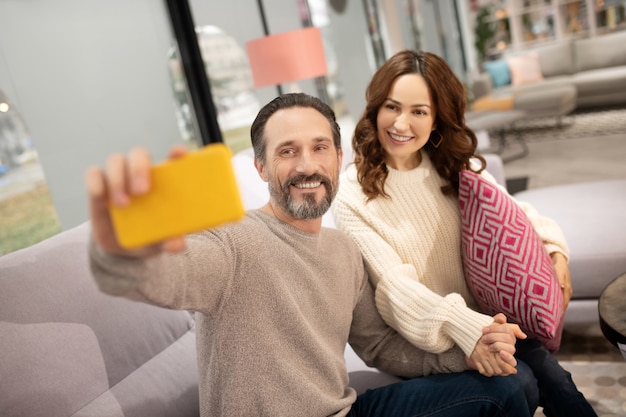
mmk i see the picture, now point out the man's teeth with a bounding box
[389,133,412,142]
[294,182,321,189]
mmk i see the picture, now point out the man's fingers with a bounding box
[514,325,527,340]
[489,356,504,376]
[486,340,516,356]
[85,166,112,225]
[168,144,190,160]
[105,153,130,207]
[162,237,186,253]
[484,321,527,341]
[485,353,517,377]
[474,361,487,376]
[85,166,106,198]
[128,147,152,195]
[85,166,124,252]
[86,146,193,258]
[498,350,518,369]
[492,313,507,324]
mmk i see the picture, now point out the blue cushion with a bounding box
[483,60,511,88]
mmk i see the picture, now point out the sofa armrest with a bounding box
[481,153,506,189]
[471,72,493,100]
[0,223,200,417]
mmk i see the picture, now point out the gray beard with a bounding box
[285,192,332,220]
[268,174,336,220]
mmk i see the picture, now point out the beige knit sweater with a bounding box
[331,151,569,357]
[90,210,468,417]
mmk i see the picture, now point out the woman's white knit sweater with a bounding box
[331,151,569,357]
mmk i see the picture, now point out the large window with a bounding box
[0,91,60,255]
[475,0,626,54]
[168,25,261,154]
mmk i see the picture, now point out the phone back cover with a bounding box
[110,143,245,248]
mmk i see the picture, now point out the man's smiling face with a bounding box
[256,106,342,220]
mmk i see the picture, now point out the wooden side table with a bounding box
[598,272,626,360]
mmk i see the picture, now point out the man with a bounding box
[86,93,537,416]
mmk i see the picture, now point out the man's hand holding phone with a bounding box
[85,144,244,256]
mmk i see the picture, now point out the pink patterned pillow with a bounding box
[458,170,564,351]
[506,52,544,86]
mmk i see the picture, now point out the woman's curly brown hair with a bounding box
[353,50,485,201]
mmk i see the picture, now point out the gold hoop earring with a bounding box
[430,131,443,149]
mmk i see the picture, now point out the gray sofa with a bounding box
[0,223,200,417]
[514,179,626,326]
[472,30,626,115]
[483,155,626,327]
[0,221,399,417]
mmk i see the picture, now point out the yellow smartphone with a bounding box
[109,143,245,249]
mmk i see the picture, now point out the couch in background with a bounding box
[483,155,626,327]
[472,31,626,117]
[514,179,626,326]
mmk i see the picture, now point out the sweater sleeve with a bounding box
[348,265,469,378]
[89,229,237,316]
[332,172,493,357]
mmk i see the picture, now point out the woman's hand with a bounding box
[466,313,526,377]
[85,146,188,257]
[551,252,572,313]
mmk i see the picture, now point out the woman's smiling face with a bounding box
[376,73,436,171]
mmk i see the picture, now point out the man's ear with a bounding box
[254,158,269,182]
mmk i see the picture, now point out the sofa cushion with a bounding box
[483,59,511,88]
[471,71,494,100]
[344,345,401,395]
[514,179,626,300]
[0,321,111,416]
[0,222,200,417]
[573,66,626,96]
[534,41,575,77]
[512,84,577,117]
[574,31,626,72]
[472,93,514,111]
[507,52,544,86]
[458,170,564,351]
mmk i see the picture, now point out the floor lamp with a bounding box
[246,0,328,96]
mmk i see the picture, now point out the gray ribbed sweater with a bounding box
[90,210,468,417]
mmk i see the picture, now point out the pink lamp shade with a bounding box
[246,27,327,88]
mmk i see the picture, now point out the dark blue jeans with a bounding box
[516,338,597,417]
[349,360,538,417]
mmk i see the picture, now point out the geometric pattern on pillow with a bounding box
[458,170,564,351]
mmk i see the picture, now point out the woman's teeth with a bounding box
[389,132,412,142]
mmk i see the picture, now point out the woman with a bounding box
[331,50,596,416]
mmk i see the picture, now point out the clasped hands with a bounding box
[465,313,525,377]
